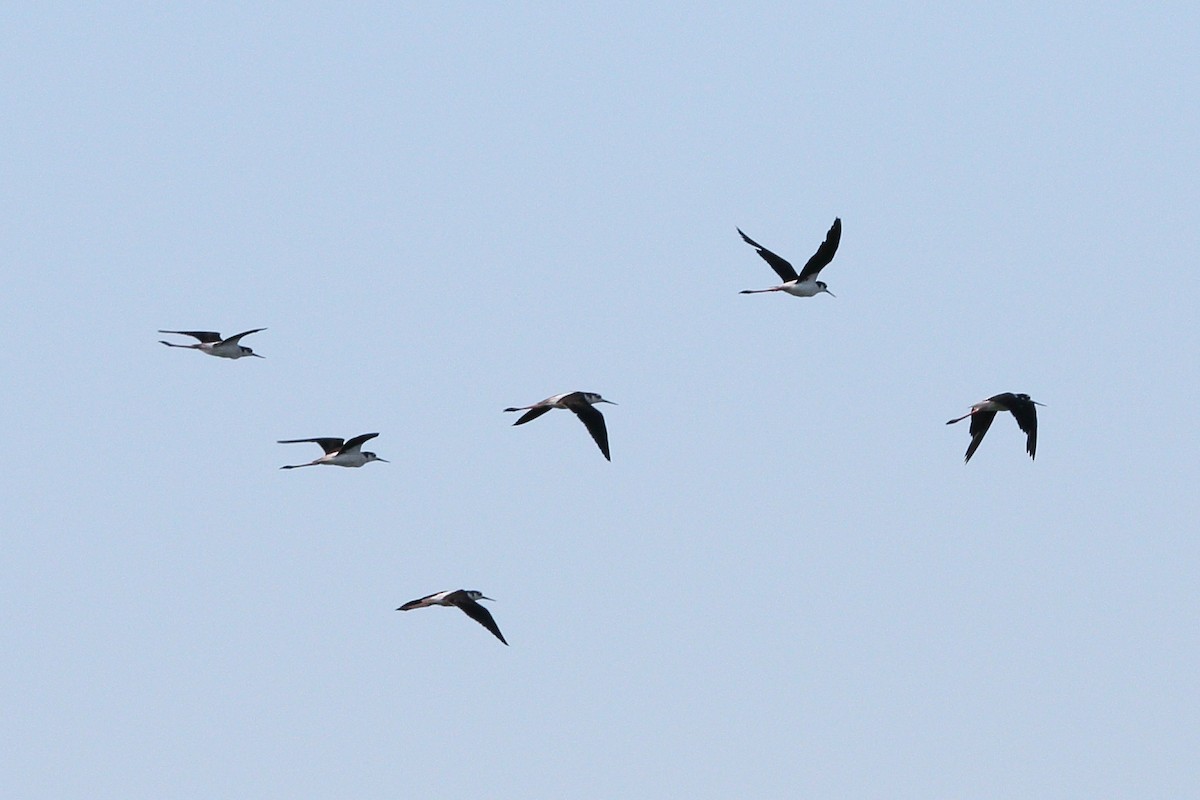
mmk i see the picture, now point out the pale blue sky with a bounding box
[3,3,1198,797]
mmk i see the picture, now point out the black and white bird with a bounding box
[738,218,842,297]
[504,391,616,461]
[277,433,389,469]
[397,589,507,645]
[158,328,266,358]
[946,393,1044,463]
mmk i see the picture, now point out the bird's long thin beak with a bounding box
[1033,401,1046,407]
[600,399,617,405]
[824,289,836,298]
[376,458,390,463]
[480,596,495,602]
[251,353,265,358]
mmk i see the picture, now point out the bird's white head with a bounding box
[816,281,835,297]
[240,346,264,358]
[363,452,389,463]
[467,590,493,602]
[584,393,616,406]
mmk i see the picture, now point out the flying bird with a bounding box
[397,589,507,645]
[738,218,842,297]
[277,433,388,469]
[504,391,616,461]
[158,328,266,359]
[946,393,1044,463]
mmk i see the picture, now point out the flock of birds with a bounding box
[159,218,1043,645]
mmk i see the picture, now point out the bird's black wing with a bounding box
[397,592,440,611]
[158,330,223,343]
[797,218,842,281]
[277,437,345,454]
[339,432,380,454]
[1008,403,1039,460]
[964,411,997,463]
[571,404,611,461]
[738,228,798,282]
[458,599,508,645]
[221,328,266,345]
[508,406,553,426]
